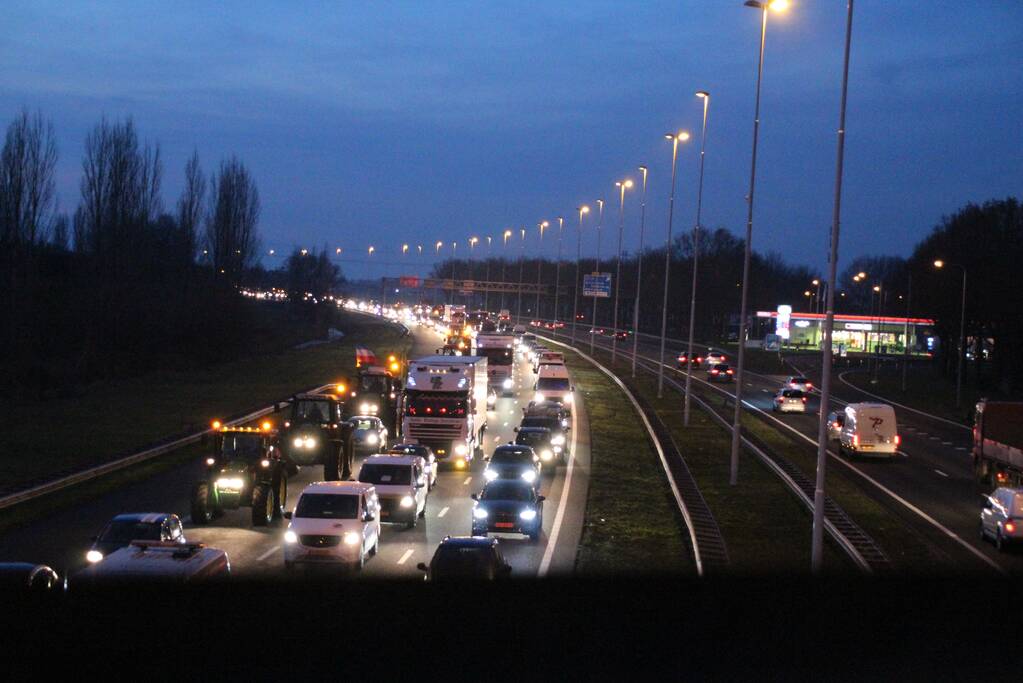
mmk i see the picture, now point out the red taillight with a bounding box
[833,422,840,429]
[997,471,1008,483]
[710,370,718,375]
[802,397,807,403]
[1007,522,1016,533]
[425,407,432,413]
[727,370,734,375]
[894,435,900,446]
[853,434,859,447]
[806,383,813,389]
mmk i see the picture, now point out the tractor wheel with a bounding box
[273,473,287,520]
[251,483,274,527]
[191,481,213,525]
[324,446,341,481]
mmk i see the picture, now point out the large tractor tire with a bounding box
[323,445,341,482]
[273,473,287,520]
[251,483,274,527]
[191,481,214,525]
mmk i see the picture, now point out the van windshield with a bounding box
[537,378,570,392]
[295,493,359,519]
[358,464,412,486]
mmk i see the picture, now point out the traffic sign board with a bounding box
[583,272,611,298]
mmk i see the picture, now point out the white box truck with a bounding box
[475,332,516,394]
[402,355,488,469]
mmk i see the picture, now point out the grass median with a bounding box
[565,355,693,575]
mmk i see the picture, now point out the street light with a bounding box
[811,0,855,574]
[501,229,512,311]
[516,227,526,321]
[934,259,968,408]
[611,179,633,364]
[590,199,605,355]
[535,221,549,320]
[658,130,690,398]
[631,167,648,378]
[484,236,493,312]
[572,206,590,346]
[731,0,788,487]
[554,216,565,333]
[684,90,711,423]
[402,243,409,255]
[469,237,479,308]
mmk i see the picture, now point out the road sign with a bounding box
[583,272,611,298]
[399,276,420,287]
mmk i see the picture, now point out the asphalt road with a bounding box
[0,319,591,580]
[548,321,1014,573]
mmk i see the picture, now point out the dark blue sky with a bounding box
[3,1,1021,280]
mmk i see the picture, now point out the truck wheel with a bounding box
[273,474,287,520]
[191,482,212,525]
[324,446,341,481]
[251,483,273,527]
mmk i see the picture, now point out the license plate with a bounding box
[495,522,514,529]
[381,510,390,517]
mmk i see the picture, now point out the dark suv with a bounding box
[514,425,557,468]
[416,536,512,581]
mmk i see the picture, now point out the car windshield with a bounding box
[791,377,808,384]
[99,520,162,544]
[351,419,377,431]
[220,434,263,460]
[477,347,513,365]
[482,482,535,502]
[358,464,412,485]
[432,547,495,577]
[405,392,467,416]
[515,430,549,446]
[537,378,570,391]
[491,450,533,465]
[782,390,805,398]
[292,400,333,423]
[294,493,359,519]
[520,417,557,430]
[359,375,388,393]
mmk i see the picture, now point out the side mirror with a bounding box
[416,562,428,572]
[283,511,293,519]
[415,482,425,489]
[363,512,375,522]
[537,495,546,503]
[470,493,479,501]
[513,426,519,432]
[983,497,993,509]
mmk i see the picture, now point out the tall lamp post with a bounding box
[590,199,604,355]
[658,131,689,398]
[730,0,788,486]
[535,221,549,320]
[500,230,512,311]
[934,260,967,408]
[684,90,711,424]
[469,237,478,309]
[516,228,526,322]
[611,178,633,364]
[572,206,590,346]
[484,236,493,313]
[631,167,648,377]
[811,0,854,573]
[554,216,564,333]
[450,241,458,305]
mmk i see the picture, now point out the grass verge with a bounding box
[564,354,693,575]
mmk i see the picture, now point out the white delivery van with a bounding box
[533,364,573,414]
[839,402,900,457]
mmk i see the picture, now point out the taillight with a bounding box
[997,471,1008,484]
[833,422,840,429]
[802,397,807,403]
[894,435,900,446]
[1007,522,1016,533]
[853,434,859,447]
[710,370,718,375]
[806,383,813,389]
[727,370,734,375]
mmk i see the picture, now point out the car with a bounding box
[707,363,735,383]
[86,513,186,566]
[387,443,438,490]
[277,392,355,480]
[981,487,1023,551]
[349,415,388,453]
[772,389,808,413]
[701,350,727,369]
[484,443,542,491]
[514,426,559,468]
[191,424,289,526]
[613,330,630,340]
[71,541,230,587]
[471,480,545,542]
[417,536,512,581]
[786,376,814,392]
[825,410,845,441]
[533,351,564,373]
[357,454,429,529]
[676,352,704,369]
[0,563,62,592]
[837,403,900,457]
[518,411,570,462]
[512,324,527,335]
[284,481,381,572]
[532,364,574,414]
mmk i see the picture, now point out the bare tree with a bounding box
[176,149,204,261]
[205,156,260,284]
[0,109,58,246]
[51,212,70,250]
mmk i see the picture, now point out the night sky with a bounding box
[3,1,1021,280]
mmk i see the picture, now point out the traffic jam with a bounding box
[49,304,578,587]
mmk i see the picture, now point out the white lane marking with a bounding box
[397,549,414,565]
[761,389,770,393]
[746,382,754,387]
[934,469,949,478]
[942,441,953,446]
[437,506,449,518]
[257,545,280,562]
[918,432,929,437]
[930,436,941,441]
[539,373,580,578]
[956,447,967,452]
[463,476,472,485]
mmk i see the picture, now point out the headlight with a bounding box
[484,468,498,481]
[540,449,553,461]
[503,378,514,390]
[534,392,545,403]
[304,436,316,449]
[487,394,497,406]
[205,457,216,466]
[216,477,245,490]
[455,444,468,456]
[293,437,304,448]
[86,550,103,564]
[519,509,537,521]
[360,403,371,413]
[343,531,361,546]
[260,459,270,468]
[551,434,565,446]
[521,470,537,484]
[366,433,378,445]
[561,419,569,428]
[284,530,298,544]
[563,393,573,404]
[400,495,414,508]
[553,446,563,454]
[473,507,489,519]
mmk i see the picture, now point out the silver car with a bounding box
[772,389,808,414]
[980,487,1023,551]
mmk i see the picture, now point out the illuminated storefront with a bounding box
[755,309,936,355]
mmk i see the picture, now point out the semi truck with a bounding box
[973,400,1023,486]
[475,332,516,394]
[401,355,488,470]
[444,304,467,327]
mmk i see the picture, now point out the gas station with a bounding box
[755,306,937,356]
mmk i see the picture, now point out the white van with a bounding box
[357,454,429,529]
[533,365,573,413]
[533,351,565,373]
[284,481,381,571]
[838,403,900,457]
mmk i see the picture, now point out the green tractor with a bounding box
[191,422,289,527]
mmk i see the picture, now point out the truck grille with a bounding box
[300,535,340,548]
[407,421,463,440]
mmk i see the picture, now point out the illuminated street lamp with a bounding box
[933,259,968,408]
[590,199,605,355]
[658,131,690,398]
[684,89,711,421]
[611,179,633,364]
[468,237,479,307]
[336,247,342,255]
[731,0,790,487]
[516,228,526,321]
[535,221,549,320]
[553,217,565,332]
[571,206,590,346]
[501,229,513,310]
[630,166,648,378]
[484,236,493,312]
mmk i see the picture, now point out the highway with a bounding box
[0,319,592,580]
[546,321,1015,574]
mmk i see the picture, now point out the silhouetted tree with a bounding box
[206,155,260,285]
